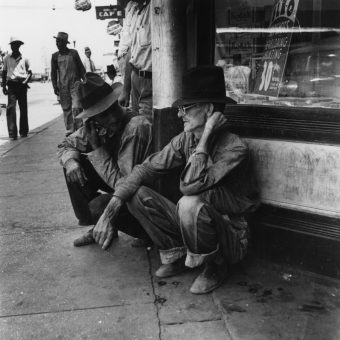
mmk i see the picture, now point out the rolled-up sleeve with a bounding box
[180,135,248,196]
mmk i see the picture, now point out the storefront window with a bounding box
[215,0,340,108]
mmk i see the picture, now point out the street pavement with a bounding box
[0,82,61,147]
[0,88,339,339]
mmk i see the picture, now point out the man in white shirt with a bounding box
[83,47,96,73]
[118,0,152,118]
[1,37,32,140]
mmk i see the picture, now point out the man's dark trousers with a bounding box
[64,156,150,240]
[6,81,28,138]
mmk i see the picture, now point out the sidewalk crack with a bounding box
[146,249,162,340]
[212,292,234,340]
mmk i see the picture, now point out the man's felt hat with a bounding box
[76,72,122,119]
[9,37,24,45]
[53,32,70,44]
[84,46,91,52]
[172,66,236,107]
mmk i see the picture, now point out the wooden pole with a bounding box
[151,0,187,109]
[151,0,187,202]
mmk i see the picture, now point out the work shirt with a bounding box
[129,1,151,72]
[51,48,85,92]
[118,1,139,59]
[82,57,96,73]
[57,112,153,189]
[115,125,258,216]
[3,53,30,83]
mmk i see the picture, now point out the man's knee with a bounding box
[177,195,202,227]
[129,185,154,210]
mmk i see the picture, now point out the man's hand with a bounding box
[54,87,59,96]
[196,111,228,155]
[2,86,8,95]
[85,120,101,149]
[93,196,123,250]
[204,111,228,134]
[65,159,87,186]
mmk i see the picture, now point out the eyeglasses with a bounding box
[178,104,197,115]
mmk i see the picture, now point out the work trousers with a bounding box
[6,82,28,138]
[64,156,149,240]
[127,186,249,267]
[131,70,152,118]
[59,85,83,134]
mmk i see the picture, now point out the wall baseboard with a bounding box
[250,204,340,278]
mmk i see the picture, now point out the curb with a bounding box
[0,114,62,158]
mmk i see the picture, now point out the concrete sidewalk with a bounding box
[0,117,339,340]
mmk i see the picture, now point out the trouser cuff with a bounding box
[185,245,220,268]
[159,247,187,264]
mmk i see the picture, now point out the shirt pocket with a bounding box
[138,25,151,48]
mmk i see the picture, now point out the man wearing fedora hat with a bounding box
[51,32,86,136]
[1,37,32,140]
[91,66,258,294]
[57,72,153,247]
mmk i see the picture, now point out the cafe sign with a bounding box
[253,0,299,97]
[95,6,124,20]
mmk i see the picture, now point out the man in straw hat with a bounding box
[57,72,153,247]
[1,37,32,140]
[51,32,86,136]
[92,66,258,294]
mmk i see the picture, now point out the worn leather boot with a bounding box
[155,257,187,278]
[190,261,229,294]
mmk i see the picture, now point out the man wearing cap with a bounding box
[1,37,32,140]
[82,47,96,73]
[92,66,258,294]
[51,32,86,136]
[57,72,153,247]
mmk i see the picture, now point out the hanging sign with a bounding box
[253,0,299,97]
[107,20,122,35]
[95,6,124,20]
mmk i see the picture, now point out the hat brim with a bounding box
[53,36,70,44]
[10,41,24,45]
[77,83,122,119]
[172,96,236,107]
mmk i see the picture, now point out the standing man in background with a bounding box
[117,1,138,81]
[51,32,85,136]
[82,46,96,73]
[118,0,152,118]
[1,37,32,140]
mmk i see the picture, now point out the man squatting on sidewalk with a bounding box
[57,73,153,246]
[90,66,259,294]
